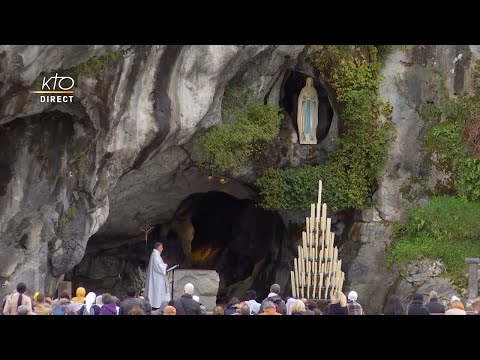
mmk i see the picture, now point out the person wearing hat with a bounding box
[450,295,460,304]
[407,293,430,315]
[72,287,86,304]
[445,296,466,315]
[346,291,365,315]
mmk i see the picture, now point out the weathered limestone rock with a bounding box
[0,45,309,299]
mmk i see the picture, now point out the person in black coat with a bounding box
[425,291,445,314]
[407,293,430,315]
[325,291,349,315]
[257,284,287,315]
[173,283,202,315]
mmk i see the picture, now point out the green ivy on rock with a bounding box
[423,71,480,201]
[198,87,282,173]
[256,45,392,212]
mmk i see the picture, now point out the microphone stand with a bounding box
[171,268,175,300]
[167,265,179,300]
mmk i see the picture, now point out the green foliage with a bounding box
[256,45,392,211]
[456,158,480,201]
[424,73,480,200]
[64,49,128,81]
[59,206,77,229]
[420,103,442,122]
[425,122,467,173]
[390,197,480,286]
[221,87,255,122]
[32,49,128,89]
[198,87,282,173]
[313,46,382,104]
[473,61,480,97]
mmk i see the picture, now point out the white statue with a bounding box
[297,77,319,144]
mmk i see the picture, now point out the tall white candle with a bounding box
[291,271,296,298]
[294,258,300,297]
[317,180,322,205]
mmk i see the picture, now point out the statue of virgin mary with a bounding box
[297,77,319,144]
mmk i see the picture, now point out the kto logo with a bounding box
[30,73,74,103]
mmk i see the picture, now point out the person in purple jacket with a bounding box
[99,293,118,315]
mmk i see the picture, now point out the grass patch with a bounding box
[390,196,480,287]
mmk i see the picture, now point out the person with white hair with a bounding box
[17,305,31,315]
[291,300,307,315]
[346,291,365,315]
[172,283,202,315]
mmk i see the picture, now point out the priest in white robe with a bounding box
[145,242,171,309]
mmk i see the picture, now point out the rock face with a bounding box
[343,45,479,313]
[2,45,477,312]
[0,45,314,299]
[342,222,396,314]
[172,269,219,311]
[393,260,457,309]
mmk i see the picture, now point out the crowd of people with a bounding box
[2,280,479,315]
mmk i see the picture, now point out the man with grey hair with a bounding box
[17,305,30,315]
[425,291,445,314]
[172,283,202,315]
[258,300,282,315]
[258,284,287,315]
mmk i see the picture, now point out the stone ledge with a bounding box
[465,258,480,264]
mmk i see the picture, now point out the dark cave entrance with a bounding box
[160,191,291,304]
[281,70,334,143]
[67,190,297,305]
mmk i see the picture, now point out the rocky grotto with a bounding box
[1,45,480,314]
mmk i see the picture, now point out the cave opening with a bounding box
[156,191,291,304]
[281,70,334,143]
[68,189,296,305]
